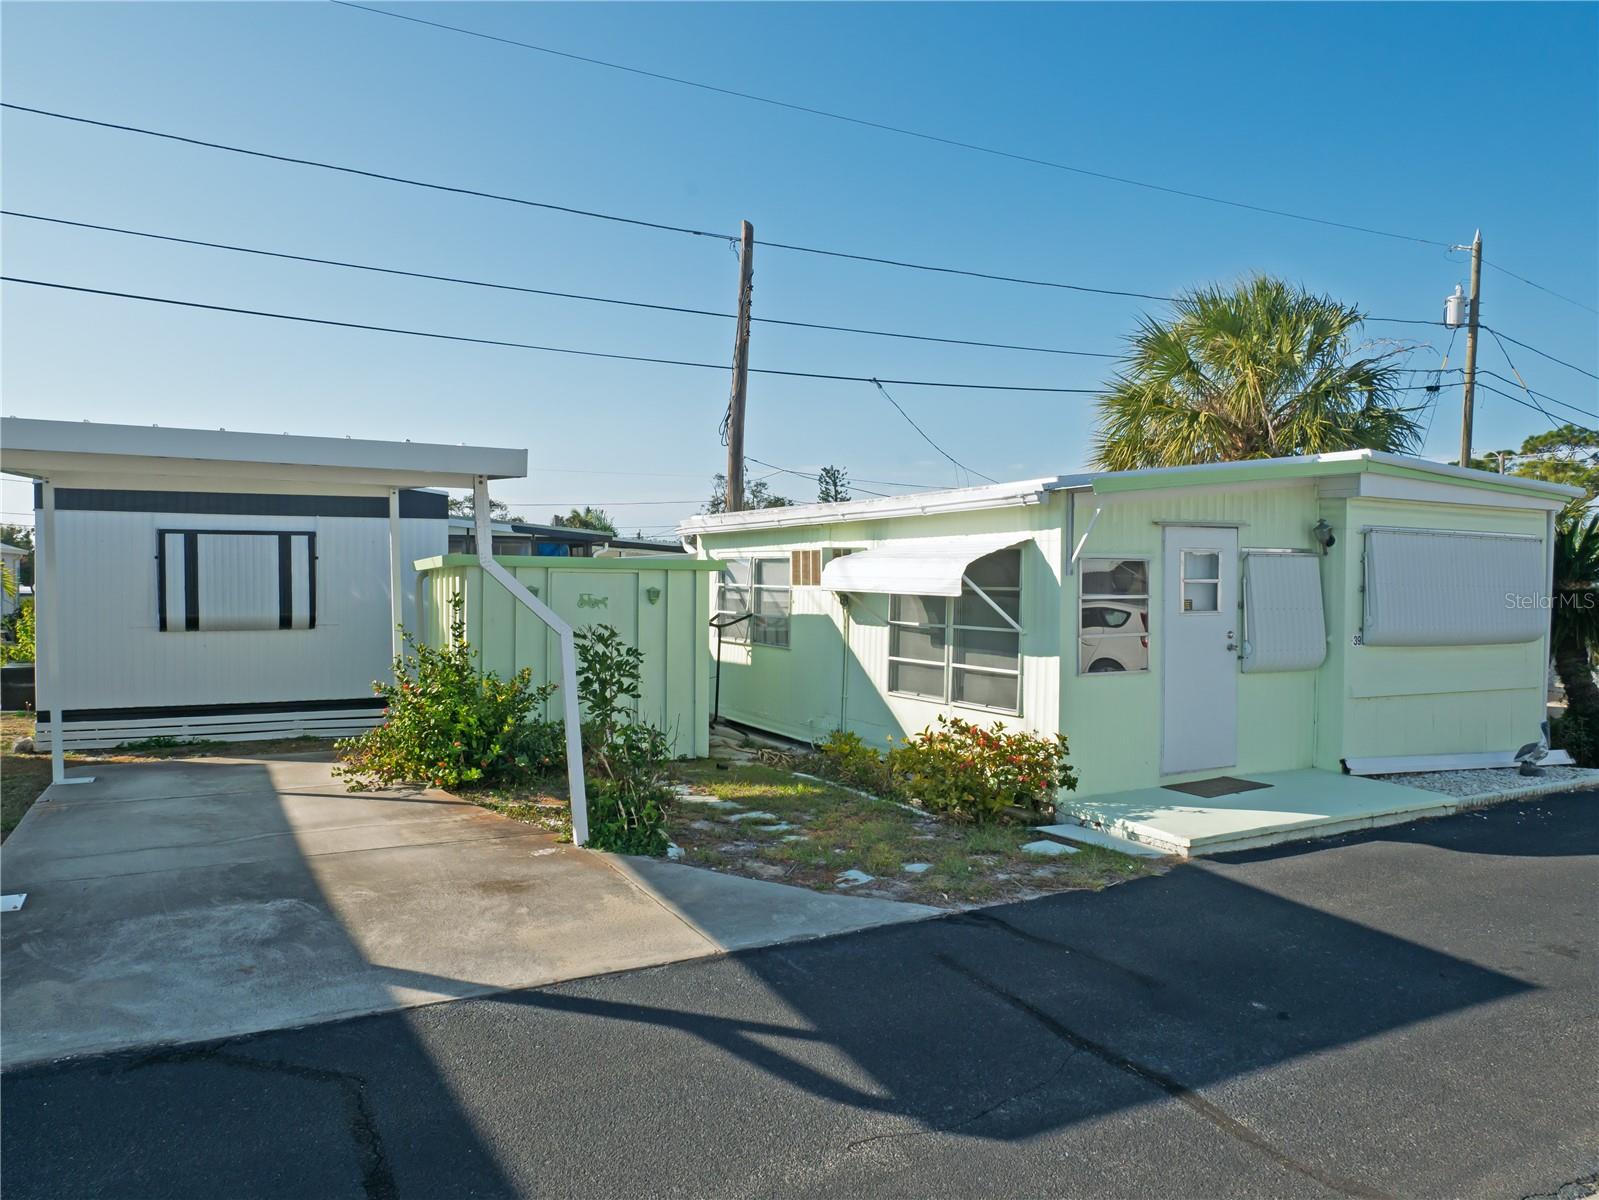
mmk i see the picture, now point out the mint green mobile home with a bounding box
[680,451,1580,802]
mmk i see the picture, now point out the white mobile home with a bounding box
[1,418,524,751]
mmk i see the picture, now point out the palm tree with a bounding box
[1551,509,1599,761]
[1093,276,1424,470]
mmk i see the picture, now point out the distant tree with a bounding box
[0,525,34,587]
[448,495,524,523]
[817,465,851,504]
[1550,509,1599,763]
[1094,276,1423,470]
[1472,424,1598,513]
[551,506,618,535]
[704,474,795,514]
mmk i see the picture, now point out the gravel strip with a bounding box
[1376,764,1599,799]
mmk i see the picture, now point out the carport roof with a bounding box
[0,417,527,490]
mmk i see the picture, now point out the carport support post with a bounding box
[387,488,404,666]
[472,478,588,845]
[38,479,91,787]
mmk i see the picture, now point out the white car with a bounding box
[1079,601,1149,672]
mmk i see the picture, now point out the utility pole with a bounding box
[1458,229,1482,467]
[725,220,754,512]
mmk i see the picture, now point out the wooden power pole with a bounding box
[1458,230,1483,467]
[725,220,755,512]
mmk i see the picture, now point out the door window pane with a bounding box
[1182,581,1219,612]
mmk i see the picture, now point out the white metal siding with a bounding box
[196,534,281,630]
[46,507,444,714]
[1363,528,1546,646]
[1240,552,1327,673]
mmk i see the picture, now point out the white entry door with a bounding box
[1160,526,1239,775]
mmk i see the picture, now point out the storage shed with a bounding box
[680,451,1580,811]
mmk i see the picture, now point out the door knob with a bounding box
[1225,642,1238,651]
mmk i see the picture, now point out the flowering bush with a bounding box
[334,596,561,791]
[889,715,1078,823]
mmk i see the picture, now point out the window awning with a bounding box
[821,533,1028,597]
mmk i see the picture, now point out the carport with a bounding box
[0,417,592,838]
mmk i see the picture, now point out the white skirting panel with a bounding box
[33,706,384,751]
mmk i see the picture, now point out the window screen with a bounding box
[160,531,315,632]
[715,558,791,647]
[888,548,1021,712]
[1240,551,1326,673]
[1363,528,1547,647]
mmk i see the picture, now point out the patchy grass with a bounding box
[666,760,1163,908]
[0,712,336,842]
[468,779,573,840]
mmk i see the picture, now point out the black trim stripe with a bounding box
[35,485,448,519]
[182,531,199,631]
[36,696,388,722]
[307,531,318,629]
[156,532,169,631]
[277,533,293,629]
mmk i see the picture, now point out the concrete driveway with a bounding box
[0,754,932,1068]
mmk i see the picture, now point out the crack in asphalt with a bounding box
[122,1045,398,1200]
[934,952,1397,1200]
[1521,1167,1599,1200]
[951,910,1168,990]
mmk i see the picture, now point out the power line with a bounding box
[741,457,900,499]
[1482,328,1561,427]
[0,210,1118,359]
[870,379,997,484]
[1476,371,1595,422]
[1,104,1457,326]
[1482,326,1599,384]
[330,0,1451,250]
[746,458,945,492]
[1480,259,1598,317]
[1476,380,1576,423]
[0,102,734,242]
[2,276,1102,393]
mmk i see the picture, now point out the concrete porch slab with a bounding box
[0,755,931,1069]
[1056,769,1491,857]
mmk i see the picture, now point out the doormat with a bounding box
[1162,776,1273,799]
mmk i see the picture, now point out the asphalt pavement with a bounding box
[4,792,1595,1199]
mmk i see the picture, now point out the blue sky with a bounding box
[3,1,1595,534]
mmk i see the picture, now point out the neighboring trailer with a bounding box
[681,451,1579,800]
[414,555,719,759]
[32,487,446,747]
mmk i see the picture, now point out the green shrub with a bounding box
[2,599,35,664]
[813,729,892,793]
[575,624,672,854]
[1551,708,1598,768]
[888,714,1079,823]
[334,596,560,791]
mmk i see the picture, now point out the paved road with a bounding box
[4,794,1596,1199]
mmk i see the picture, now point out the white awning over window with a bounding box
[821,533,1029,597]
[1241,551,1327,673]
[1363,527,1547,646]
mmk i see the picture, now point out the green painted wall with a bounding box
[1319,498,1550,763]
[1061,483,1324,797]
[415,555,716,758]
[697,500,1066,749]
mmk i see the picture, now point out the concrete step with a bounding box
[1033,821,1173,858]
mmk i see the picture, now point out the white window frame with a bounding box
[716,557,791,648]
[1078,555,1150,675]
[887,551,1022,715]
[1179,548,1221,614]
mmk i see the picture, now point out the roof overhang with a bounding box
[679,476,1084,536]
[1,418,528,492]
[821,532,1030,597]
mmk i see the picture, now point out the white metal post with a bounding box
[387,487,404,667]
[473,478,588,845]
[38,479,91,787]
